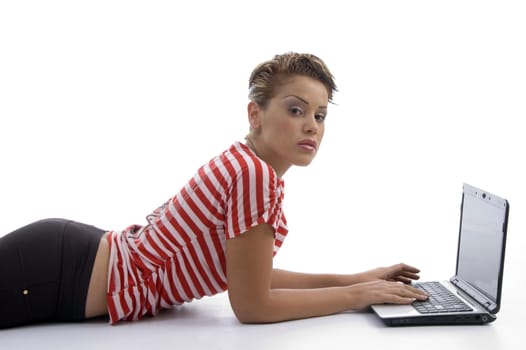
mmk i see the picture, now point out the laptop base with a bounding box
[378,312,496,326]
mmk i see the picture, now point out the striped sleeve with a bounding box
[223,147,280,239]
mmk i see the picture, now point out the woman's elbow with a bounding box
[228,295,273,324]
[233,310,263,324]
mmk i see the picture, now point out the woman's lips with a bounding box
[297,139,317,152]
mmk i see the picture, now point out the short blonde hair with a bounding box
[248,52,337,108]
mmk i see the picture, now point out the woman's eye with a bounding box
[315,114,326,122]
[289,106,303,116]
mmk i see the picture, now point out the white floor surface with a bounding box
[1,284,524,350]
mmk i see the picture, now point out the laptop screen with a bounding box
[456,184,509,304]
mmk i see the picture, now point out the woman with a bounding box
[0,52,428,328]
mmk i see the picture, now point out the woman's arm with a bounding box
[271,269,362,289]
[226,224,427,324]
[271,264,423,289]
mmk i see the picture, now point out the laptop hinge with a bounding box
[450,276,497,312]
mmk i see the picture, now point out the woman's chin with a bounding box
[294,157,315,167]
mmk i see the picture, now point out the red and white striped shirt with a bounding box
[106,142,288,324]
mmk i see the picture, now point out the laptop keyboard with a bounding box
[412,282,473,314]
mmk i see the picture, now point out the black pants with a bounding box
[0,218,106,329]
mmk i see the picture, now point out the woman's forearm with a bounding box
[229,280,426,324]
[230,286,352,323]
[271,268,367,289]
[271,263,423,289]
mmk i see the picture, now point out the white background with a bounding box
[1,1,525,346]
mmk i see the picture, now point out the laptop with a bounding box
[371,183,510,326]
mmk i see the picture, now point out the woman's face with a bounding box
[248,75,329,176]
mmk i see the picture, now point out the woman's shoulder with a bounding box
[221,142,279,183]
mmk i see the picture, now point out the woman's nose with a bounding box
[303,114,319,134]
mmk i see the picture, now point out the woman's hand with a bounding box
[346,279,428,310]
[360,263,422,284]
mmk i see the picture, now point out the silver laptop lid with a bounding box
[451,183,509,313]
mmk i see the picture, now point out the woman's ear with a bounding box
[247,101,262,130]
